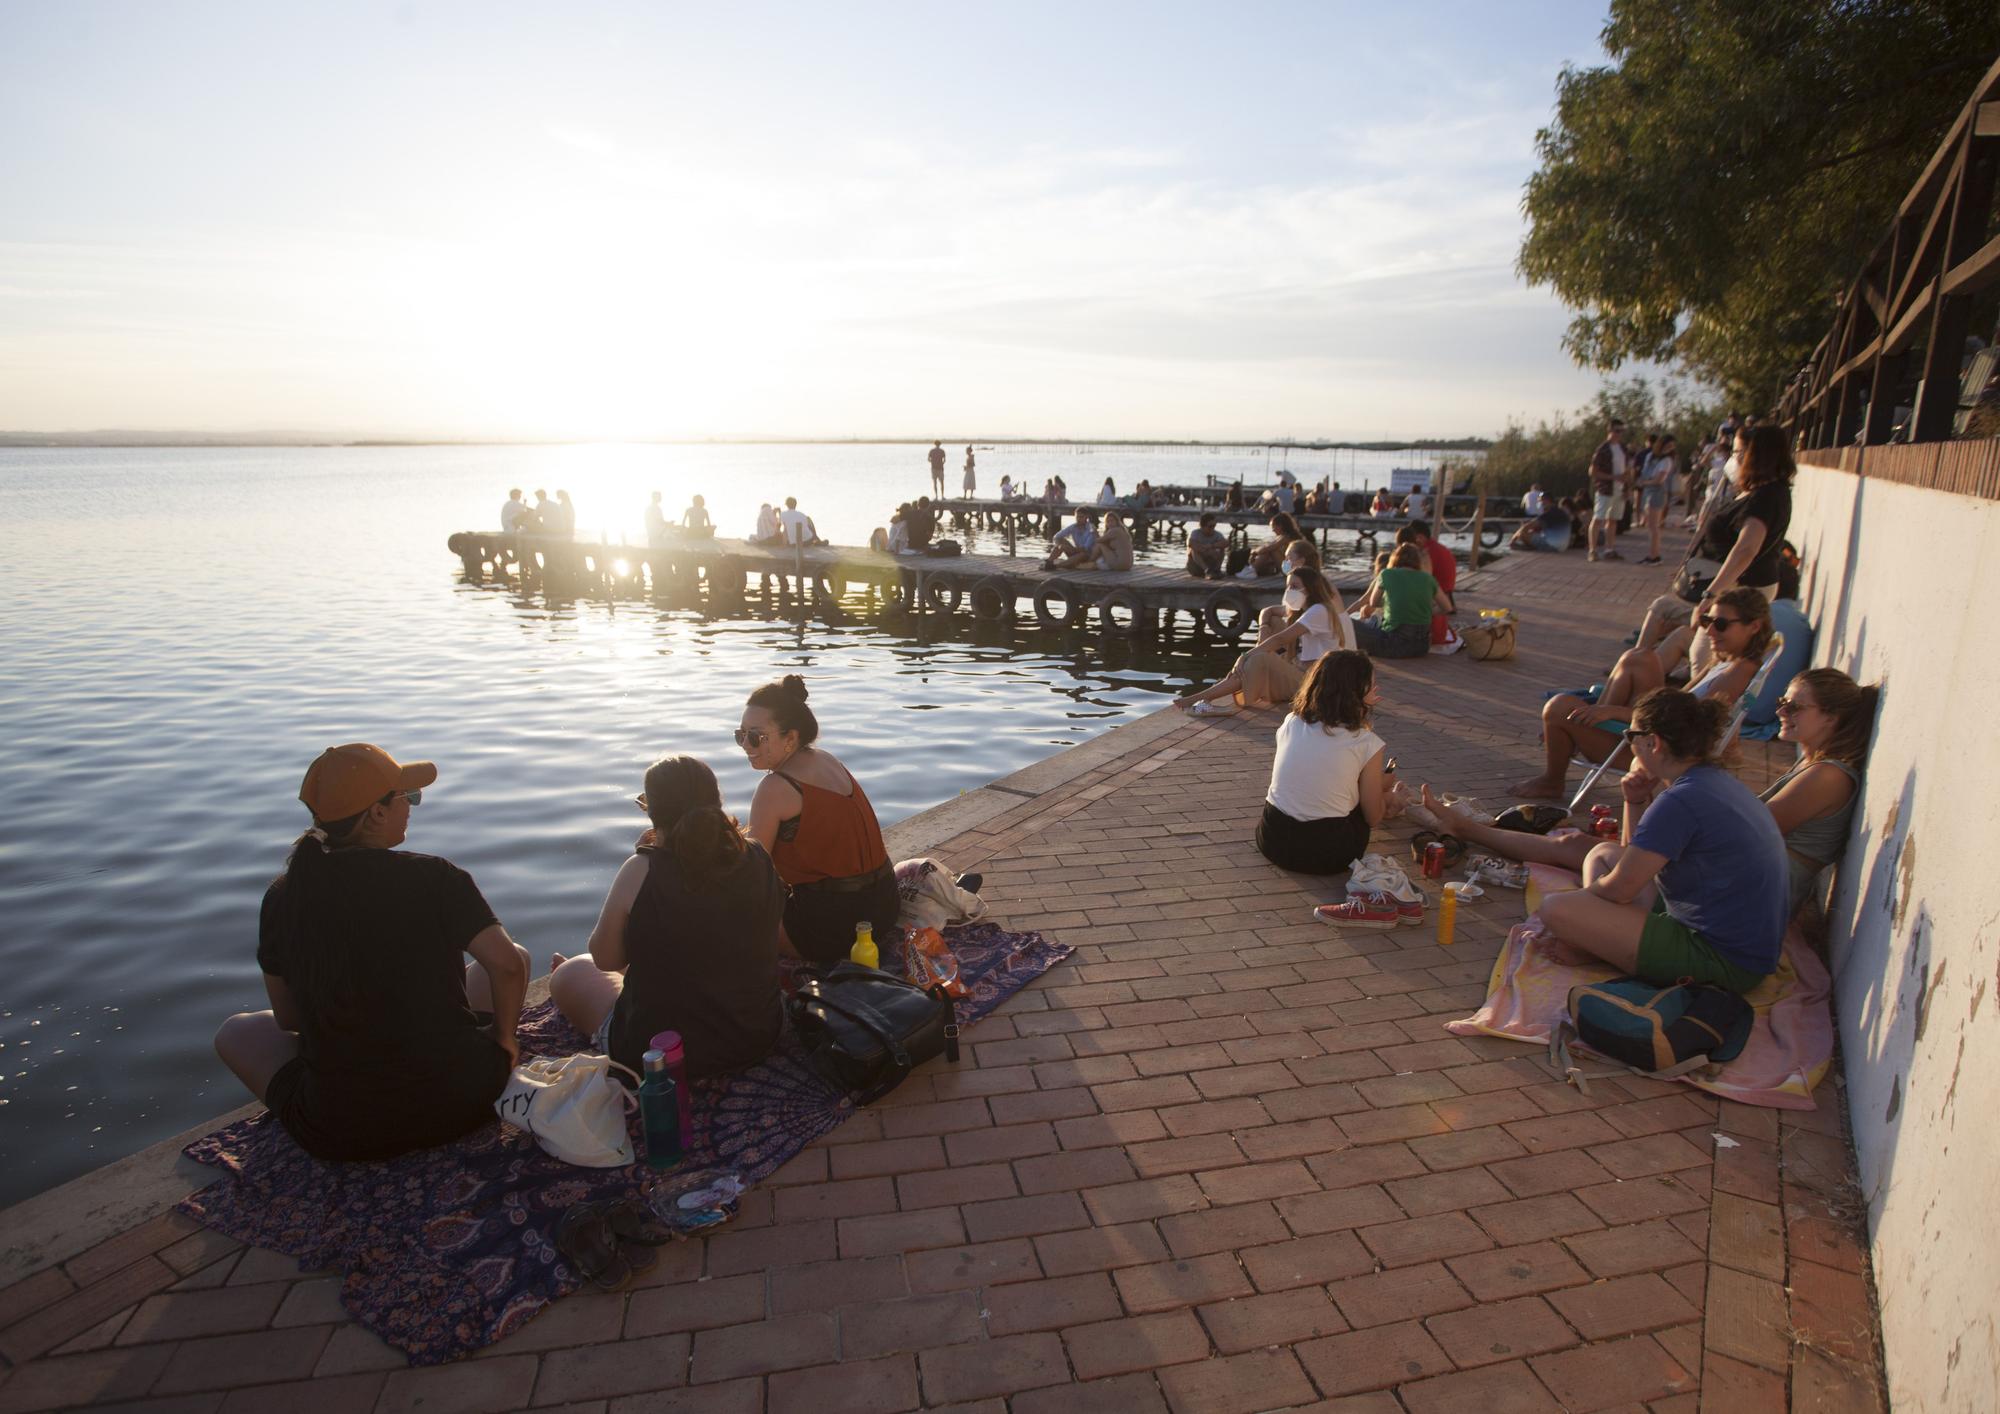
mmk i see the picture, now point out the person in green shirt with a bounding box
[1351,544,1448,658]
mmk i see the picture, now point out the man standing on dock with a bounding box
[1587,418,1628,562]
[928,441,946,497]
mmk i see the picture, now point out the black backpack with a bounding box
[787,963,960,1104]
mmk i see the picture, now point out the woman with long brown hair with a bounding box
[550,754,786,1077]
[1249,511,1306,576]
[1174,564,1353,715]
[1257,651,1389,875]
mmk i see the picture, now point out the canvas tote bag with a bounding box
[494,1053,641,1167]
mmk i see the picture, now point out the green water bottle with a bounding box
[640,1049,683,1170]
[850,919,880,969]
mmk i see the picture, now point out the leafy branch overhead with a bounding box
[1517,0,2000,406]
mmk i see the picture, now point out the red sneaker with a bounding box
[1313,892,1401,929]
[1388,894,1426,927]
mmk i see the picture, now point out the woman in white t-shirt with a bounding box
[1258,651,1389,873]
[1174,566,1353,715]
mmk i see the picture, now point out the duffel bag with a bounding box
[787,961,960,1104]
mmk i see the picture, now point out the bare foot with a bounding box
[551,952,568,972]
[1420,784,1478,833]
[1506,777,1564,800]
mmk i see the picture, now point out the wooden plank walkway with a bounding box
[0,535,1887,1411]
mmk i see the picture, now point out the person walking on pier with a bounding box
[1587,418,1628,561]
[928,441,946,496]
[962,446,977,496]
[1042,507,1099,569]
[501,488,528,534]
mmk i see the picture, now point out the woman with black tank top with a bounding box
[549,755,786,1078]
[739,675,901,964]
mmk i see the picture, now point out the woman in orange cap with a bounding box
[213,744,529,1161]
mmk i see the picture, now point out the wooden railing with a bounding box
[1797,440,2000,499]
[1779,53,2000,456]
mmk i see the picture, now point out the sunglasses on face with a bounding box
[392,788,422,806]
[1695,614,1743,630]
[1621,728,1651,743]
[733,727,770,749]
[1772,697,1815,715]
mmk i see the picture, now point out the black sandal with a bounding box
[556,1203,632,1292]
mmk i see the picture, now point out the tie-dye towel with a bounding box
[1448,863,1833,1109]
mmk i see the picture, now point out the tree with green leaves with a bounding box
[1518,0,2000,408]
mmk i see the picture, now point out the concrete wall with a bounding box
[1790,458,2000,1412]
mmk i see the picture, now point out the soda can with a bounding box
[1423,842,1445,879]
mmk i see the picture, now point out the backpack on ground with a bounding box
[1551,977,1752,1089]
[787,962,960,1104]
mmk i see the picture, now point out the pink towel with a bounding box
[1446,864,1834,1109]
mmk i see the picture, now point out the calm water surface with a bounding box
[0,441,1466,1205]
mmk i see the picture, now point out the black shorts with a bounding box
[785,869,903,965]
[265,1039,511,1163]
[1256,802,1370,876]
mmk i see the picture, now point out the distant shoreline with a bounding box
[0,433,1493,452]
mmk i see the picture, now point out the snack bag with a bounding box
[902,926,969,998]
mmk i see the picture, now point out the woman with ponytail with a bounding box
[550,754,786,1077]
[1536,688,1789,991]
[1761,668,1877,914]
[1174,564,1352,715]
[739,675,901,964]
[213,744,529,1161]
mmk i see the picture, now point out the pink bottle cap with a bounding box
[649,1030,684,1063]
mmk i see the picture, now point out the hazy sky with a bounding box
[0,2,1630,440]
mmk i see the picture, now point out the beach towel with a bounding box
[177,921,1071,1364]
[1447,864,1833,1109]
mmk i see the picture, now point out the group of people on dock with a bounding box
[501,487,577,539]
[215,675,917,1163]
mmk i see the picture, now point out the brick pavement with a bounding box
[0,542,1888,1412]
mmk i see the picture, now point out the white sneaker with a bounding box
[1191,700,1237,717]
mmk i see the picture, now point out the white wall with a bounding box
[1791,460,2000,1412]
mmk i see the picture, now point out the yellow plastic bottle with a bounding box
[1436,883,1459,947]
[850,920,880,969]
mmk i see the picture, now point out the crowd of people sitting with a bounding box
[501,487,578,539]
[215,675,919,1162]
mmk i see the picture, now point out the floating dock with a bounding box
[445,531,1389,640]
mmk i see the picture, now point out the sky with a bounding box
[0,1,1632,441]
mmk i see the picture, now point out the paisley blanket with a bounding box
[177,921,1069,1364]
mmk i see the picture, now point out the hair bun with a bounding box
[780,674,808,700]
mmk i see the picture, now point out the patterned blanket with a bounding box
[177,921,1070,1364]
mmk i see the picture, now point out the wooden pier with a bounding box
[445,530,1384,640]
[926,497,1524,554]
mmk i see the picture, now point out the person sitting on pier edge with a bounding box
[549,754,786,1079]
[881,506,910,554]
[1249,511,1305,578]
[645,491,669,547]
[1521,482,1548,516]
[998,473,1015,502]
[1255,652,1388,875]
[682,494,714,537]
[1508,586,1773,801]
[1097,476,1118,506]
[1052,474,1068,501]
[523,488,553,533]
[1086,509,1134,571]
[1042,507,1098,569]
[778,496,824,547]
[1534,688,1787,992]
[906,496,937,550]
[1422,667,1875,919]
[501,487,528,534]
[214,744,528,1162]
[1303,484,1330,515]
[1369,487,1395,518]
[1395,521,1457,646]
[1510,496,1573,553]
[1225,480,1247,511]
[546,489,577,540]
[753,502,784,545]
[1187,512,1228,579]
[1350,543,1446,659]
[1174,564,1352,716]
[741,676,900,964]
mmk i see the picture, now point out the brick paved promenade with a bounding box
[0,542,1888,1412]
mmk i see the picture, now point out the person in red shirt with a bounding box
[1395,521,1457,645]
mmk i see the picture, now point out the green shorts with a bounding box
[1636,899,1767,994]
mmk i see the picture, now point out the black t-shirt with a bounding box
[1697,480,1791,586]
[258,849,510,1158]
[609,843,786,1080]
[907,504,936,548]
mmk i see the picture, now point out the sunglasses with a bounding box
[1621,728,1651,742]
[1694,614,1744,630]
[1772,697,1815,715]
[733,727,770,749]
[391,788,422,806]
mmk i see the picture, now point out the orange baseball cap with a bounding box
[298,744,438,821]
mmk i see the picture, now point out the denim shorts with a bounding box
[1641,487,1668,512]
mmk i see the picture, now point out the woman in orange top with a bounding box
[740,675,900,964]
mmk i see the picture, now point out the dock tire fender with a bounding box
[984,509,1006,529]
[1033,578,1085,629]
[969,575,1014,620]
[878,573,912,613]
[1203,587,1254,641]
[1096,588,1146,634]
[921,576,962,614]
[447,532,471,557]
[1480,525,1503,548]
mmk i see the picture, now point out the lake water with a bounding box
[0,441,1468,1206]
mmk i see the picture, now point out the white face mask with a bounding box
[1283,587,1307,611]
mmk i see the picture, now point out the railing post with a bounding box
[1911,134,1997,442]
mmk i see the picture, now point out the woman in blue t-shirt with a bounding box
[1536,688,1788,991]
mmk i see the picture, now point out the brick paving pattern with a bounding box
[0,541,1891,1412]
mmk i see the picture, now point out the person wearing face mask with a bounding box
[738,675,899,964]
[1173,565,1352,716]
